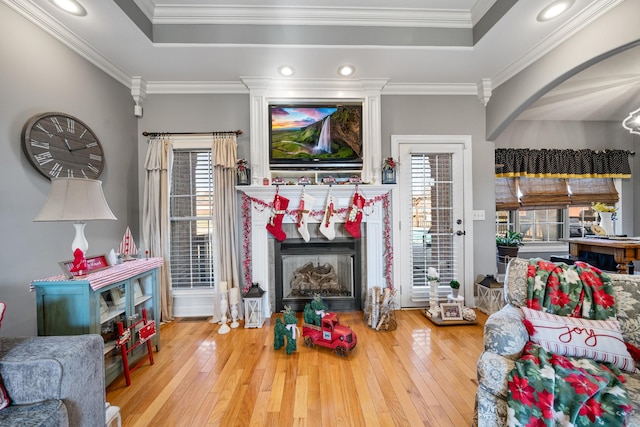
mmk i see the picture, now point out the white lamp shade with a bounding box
[34,178,117,222]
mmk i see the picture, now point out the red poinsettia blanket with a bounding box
[507,259,634,426]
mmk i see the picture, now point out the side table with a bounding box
[476,281,505,315]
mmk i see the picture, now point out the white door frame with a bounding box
[391,135,475,306]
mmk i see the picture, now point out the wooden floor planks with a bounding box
[107,309,487,426]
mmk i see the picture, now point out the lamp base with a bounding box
[72,222,88,254]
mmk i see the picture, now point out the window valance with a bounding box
[495,148,632,178]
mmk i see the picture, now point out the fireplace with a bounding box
[274,238,362,312]
[240,185,389,319]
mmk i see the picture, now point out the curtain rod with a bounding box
[142,130,243,137]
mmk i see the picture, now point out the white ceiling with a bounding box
[5,0,637,122]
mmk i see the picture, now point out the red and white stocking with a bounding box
[297,191,315,242]
[319,192,336,241]
[266,192,289,242]
[344,190,365,238]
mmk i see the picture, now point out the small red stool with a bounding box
[117,309,156,386]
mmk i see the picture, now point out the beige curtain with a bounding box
[143,137,173,322]
[212,134,240,292]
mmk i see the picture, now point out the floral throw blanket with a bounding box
[507,259,633,426]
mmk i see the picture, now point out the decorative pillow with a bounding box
[0,302,8,411]
[521,306,637,373]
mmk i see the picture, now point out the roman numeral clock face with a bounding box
[22,112,105,180]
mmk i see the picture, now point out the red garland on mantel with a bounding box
[240,191,394,294]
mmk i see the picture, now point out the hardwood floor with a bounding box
[106,309,487,427]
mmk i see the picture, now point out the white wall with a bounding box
[0,5,138,336]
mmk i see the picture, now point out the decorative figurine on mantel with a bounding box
[236,159,250,185]
[382,157,397,184]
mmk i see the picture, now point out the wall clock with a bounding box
[22,112,105,180]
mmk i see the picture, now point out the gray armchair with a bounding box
[0,335,106,427]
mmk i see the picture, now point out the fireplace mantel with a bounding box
[240,185,392,318]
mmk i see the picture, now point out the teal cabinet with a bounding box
[31,258,163,386]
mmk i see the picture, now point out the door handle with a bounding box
[455,230,466,236]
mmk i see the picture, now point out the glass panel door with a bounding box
[398,143,465,307]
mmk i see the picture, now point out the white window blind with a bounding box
[170,151,215,288]
[410,153,456,297]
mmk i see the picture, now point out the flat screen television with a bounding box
[269,103,363,169]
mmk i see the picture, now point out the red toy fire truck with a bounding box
[302,312,357,356]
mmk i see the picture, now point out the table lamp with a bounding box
[34,178,117,256]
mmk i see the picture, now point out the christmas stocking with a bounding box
[319,192,336,240]
[344,191,365,238]
[297,191,315,242]
[266,192,289,241]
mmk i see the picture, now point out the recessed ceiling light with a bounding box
[50,0,87,16]
[337,65,355,77]
[537,0,574,22]
[278,66,295,77]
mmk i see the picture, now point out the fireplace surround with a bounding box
[240,185,391,319]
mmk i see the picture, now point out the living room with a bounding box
[2,0,640,425]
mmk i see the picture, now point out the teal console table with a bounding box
[31,257,163,386]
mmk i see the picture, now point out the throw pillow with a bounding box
[521,306,637,373]
[0,302,9,411]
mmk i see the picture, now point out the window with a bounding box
[409,153,458,296]
[169,150,215,288]
[495,178,618,243]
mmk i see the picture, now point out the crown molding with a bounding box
[146,81,249,95]
[382,82,478,96]
[470,0,498,26]
[492,0,623,88]
[4,0,131,87]
[133,0,155,20]
[143,79,480,96]
[240,77,389,93]
[150,5,472,28]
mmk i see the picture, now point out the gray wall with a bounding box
[0,5,138,336]
[381,95,498,280]
[135,93,251,158]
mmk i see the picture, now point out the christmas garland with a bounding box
[240,190,393,293]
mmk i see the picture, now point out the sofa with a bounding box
[0,335,106,427]
[474,257,640,426]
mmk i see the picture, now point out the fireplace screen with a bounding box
[274,238,361,311]
[283,255,354,299]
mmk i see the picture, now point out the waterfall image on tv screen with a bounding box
[269,104,362,166]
